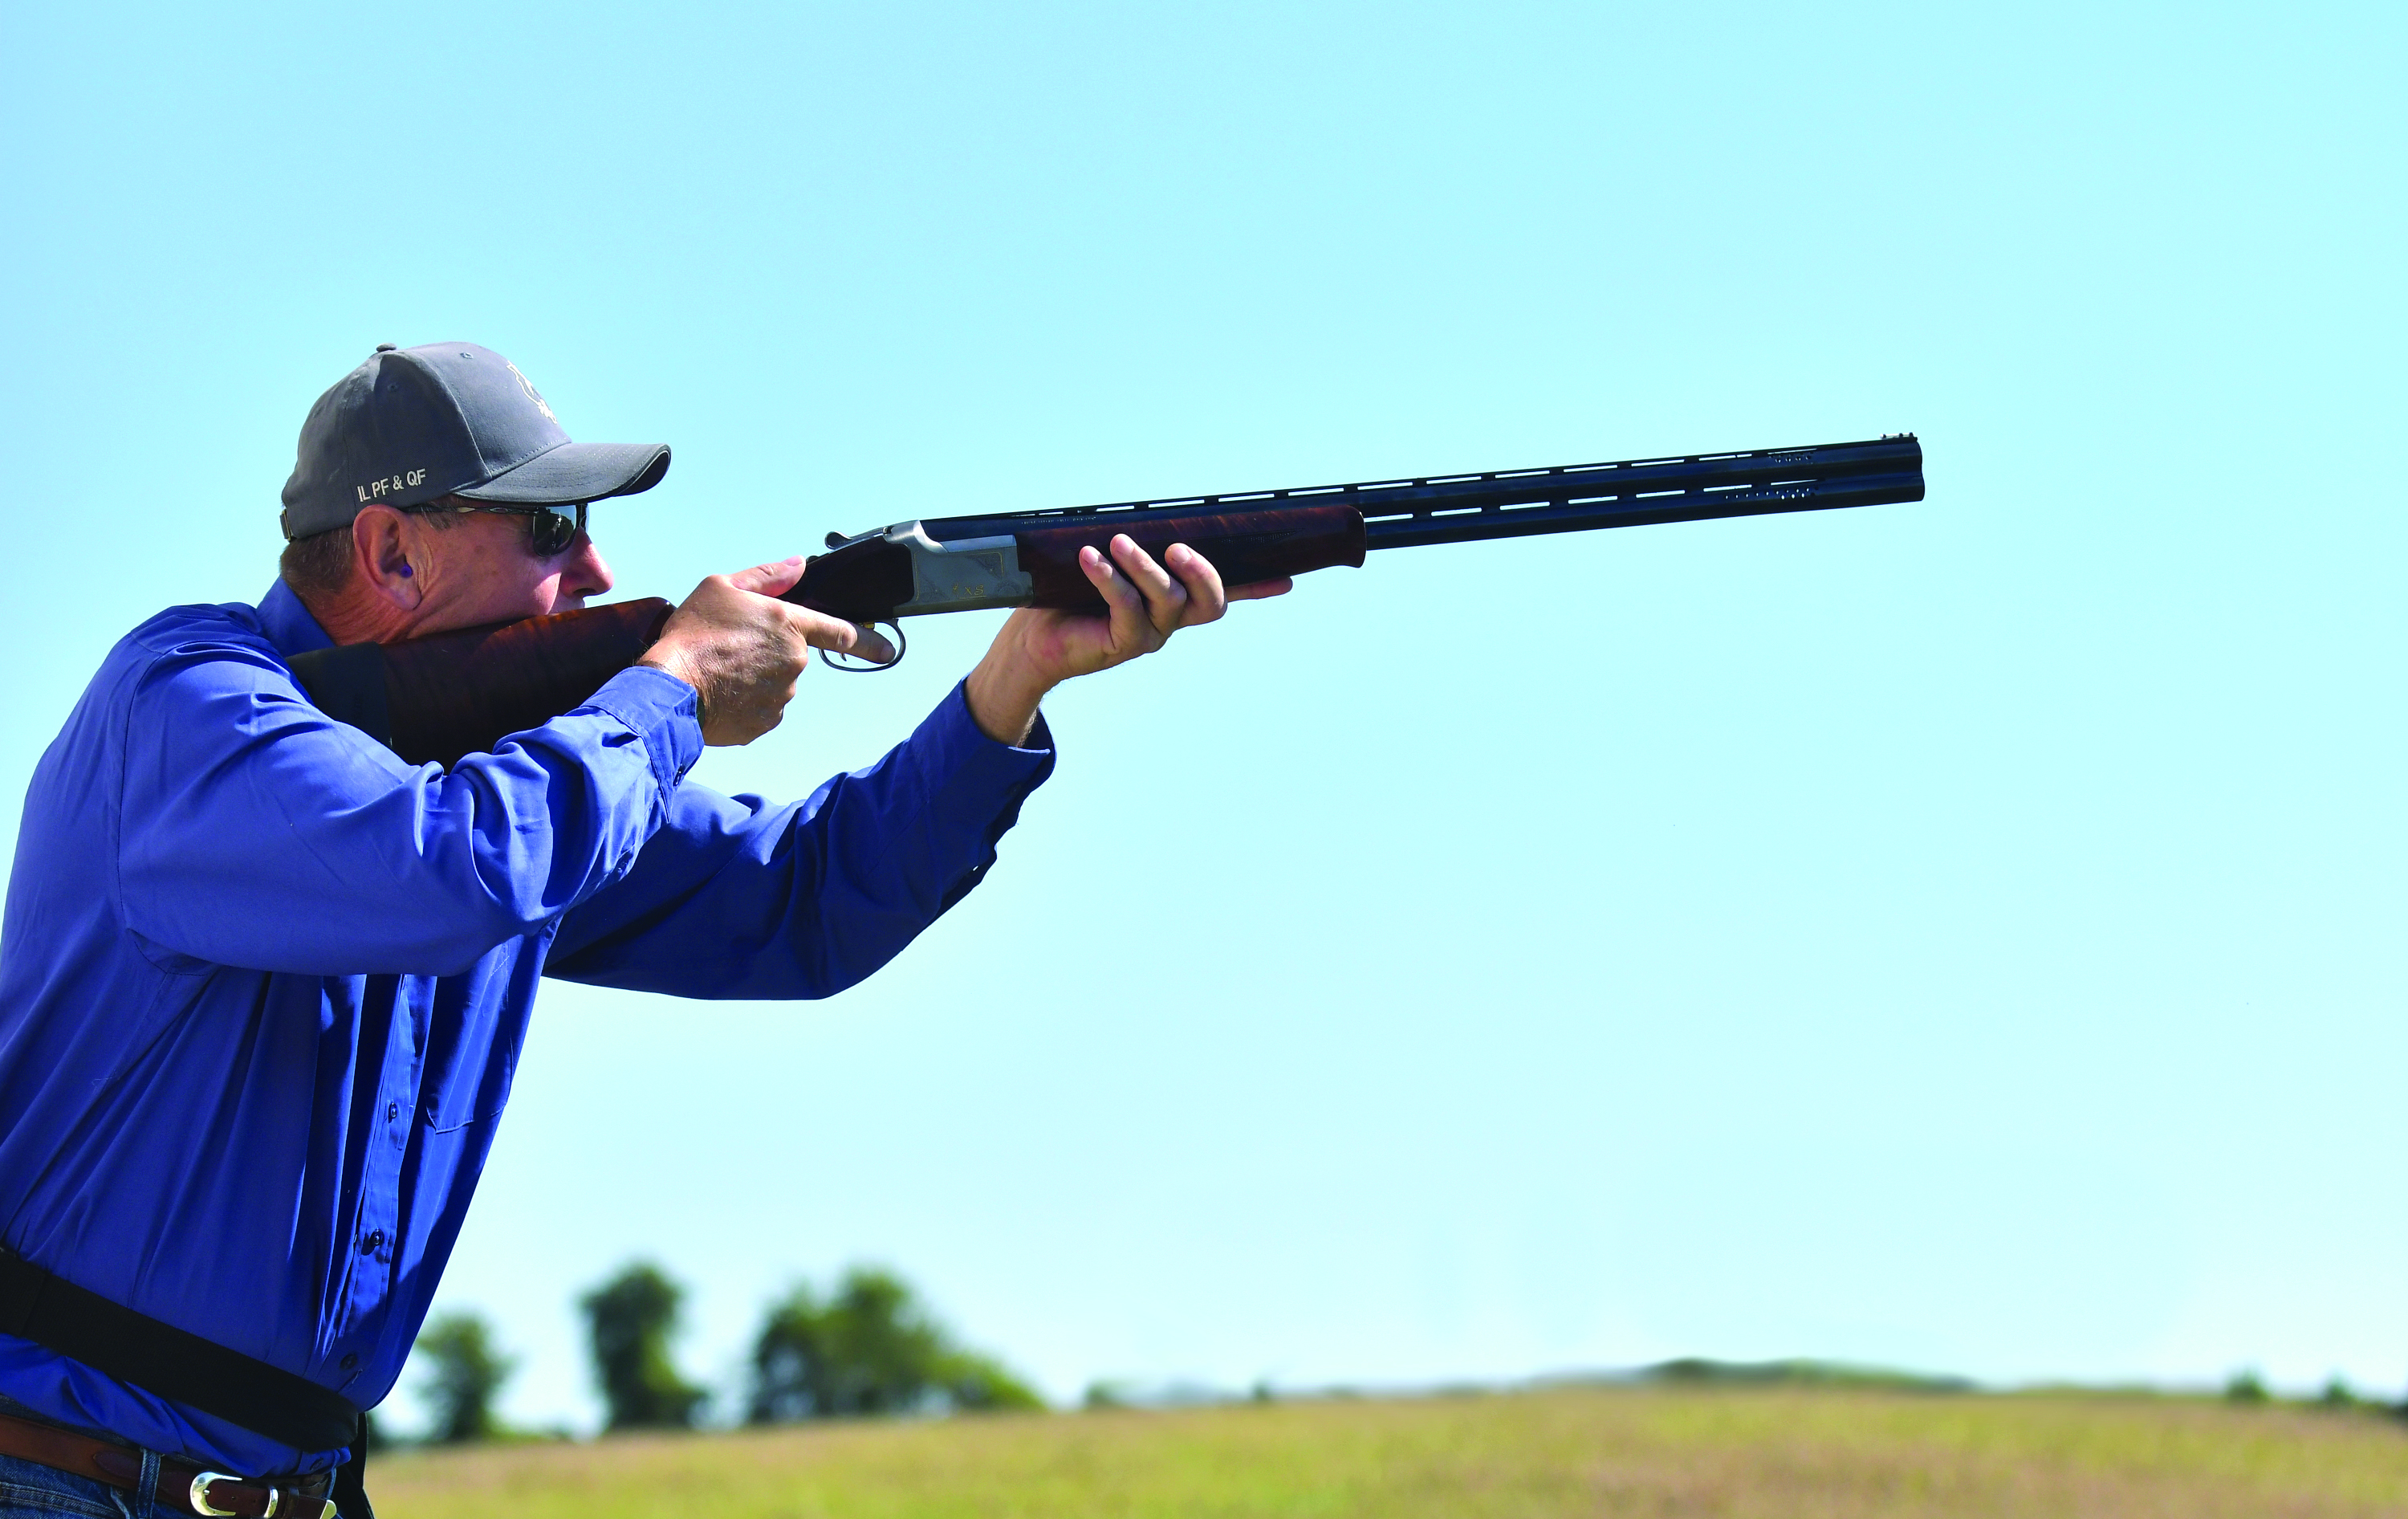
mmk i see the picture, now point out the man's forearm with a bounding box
[963,646,1051,746]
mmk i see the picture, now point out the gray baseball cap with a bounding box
[279,342,671,540]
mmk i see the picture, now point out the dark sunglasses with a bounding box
[418,501,589,557]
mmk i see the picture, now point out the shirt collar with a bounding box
[256,580,336,658]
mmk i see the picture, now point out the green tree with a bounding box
[413,1310,517,1444]
[747,1266,1040,1423]
[936,1346,1043,1414]
[748,1282,836,1424]
[581,1261,707,1431]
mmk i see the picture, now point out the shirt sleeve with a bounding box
[114,634,704,977]
[542,680,1056,1000]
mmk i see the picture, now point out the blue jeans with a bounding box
[0,1449,156,1519]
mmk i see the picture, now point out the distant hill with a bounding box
[1634,1355,1975,1392]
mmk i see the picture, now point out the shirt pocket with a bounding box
[414,963,530,1133]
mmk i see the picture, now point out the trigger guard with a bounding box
[820,620,906,674]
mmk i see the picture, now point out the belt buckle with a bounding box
[189,1472,244,1517]
[191,1471,315,1518]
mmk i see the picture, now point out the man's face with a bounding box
[408,511,615,635]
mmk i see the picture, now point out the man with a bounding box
[0,342,1285,1517]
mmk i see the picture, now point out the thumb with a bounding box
[726,556,807,598]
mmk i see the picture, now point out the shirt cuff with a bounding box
[580,666,705,796]
[911,680,1056,910]
[925,677,1056,770]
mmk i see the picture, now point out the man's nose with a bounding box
[565,536,614,601]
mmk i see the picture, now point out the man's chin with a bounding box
[394,601,559,641]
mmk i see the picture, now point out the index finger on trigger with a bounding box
[791,605,897,664]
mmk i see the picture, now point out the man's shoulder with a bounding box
[54,603,298,736]
[116,601,278,659]
[97,601,291,688]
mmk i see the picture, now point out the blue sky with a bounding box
[2,0,2402,1431]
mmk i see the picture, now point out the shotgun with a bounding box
[287,434,1924,767]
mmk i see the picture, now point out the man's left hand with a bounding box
[962,535,1291,743]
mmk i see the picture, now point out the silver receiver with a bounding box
[878,523,1035,615]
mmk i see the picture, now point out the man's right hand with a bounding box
[637,558,895,746]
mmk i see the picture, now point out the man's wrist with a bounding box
[637,646,706,708]
[963,650,1053,746]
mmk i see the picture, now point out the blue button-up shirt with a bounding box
[0,581,1052,1476]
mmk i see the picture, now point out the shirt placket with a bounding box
[328,980,423,1383]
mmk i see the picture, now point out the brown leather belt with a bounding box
[0,1410,336,1518]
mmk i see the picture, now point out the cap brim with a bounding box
[454,441,671,505]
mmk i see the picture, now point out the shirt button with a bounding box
[360,1231,385,1255]
[386,1102,399,1122]
[340,1354,359,1371]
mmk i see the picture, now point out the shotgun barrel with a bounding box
[789,435,1922,623]
[916,434,1922,551]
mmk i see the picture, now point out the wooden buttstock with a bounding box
[292,597,677,768]
[384,597,676,766]
[1012,503,1365,610]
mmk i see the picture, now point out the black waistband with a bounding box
[0,1244,360,1455]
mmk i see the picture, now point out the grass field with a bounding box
[374,1385,2408,1517]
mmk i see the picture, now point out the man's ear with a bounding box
[352,506,425,610]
